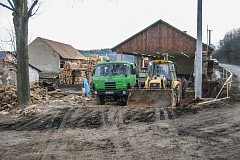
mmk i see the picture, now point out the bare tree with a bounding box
[213,28,240,65]
[0,26,16,52]
[0,0,40,107]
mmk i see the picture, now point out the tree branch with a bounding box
[28,0,39,17]
[7,0,15,10]
[0,2,14,11]
[29,1,42,17]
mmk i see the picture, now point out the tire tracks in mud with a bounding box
[107,107,126,157]
[107,107,151,159]
[39,107,75,160]
[0,106,177,159]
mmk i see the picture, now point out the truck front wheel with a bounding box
[119,96,128,106]
[96,96,105,105]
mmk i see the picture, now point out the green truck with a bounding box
[92,61,138,105]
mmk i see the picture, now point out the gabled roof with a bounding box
[29,64,42,72]
[112,19,214,53]
[36,37,86,60]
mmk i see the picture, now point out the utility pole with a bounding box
[208,29,213,47]
[207,25,209,54]
[195,0,203,99]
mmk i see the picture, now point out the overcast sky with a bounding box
[0,0,240,51]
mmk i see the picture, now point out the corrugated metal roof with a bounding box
[82,52,109,60]
[38,37,87,60]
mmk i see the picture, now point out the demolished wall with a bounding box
[0,62,16,85]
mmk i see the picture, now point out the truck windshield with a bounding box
[94,63,130,76]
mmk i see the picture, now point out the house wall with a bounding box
[29,38,60,74]
[29,66,39,84]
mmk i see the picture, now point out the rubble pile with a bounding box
[30,85,48,104]
[0,84,17,111]
[0,84,48,111]
[59,55,104,85]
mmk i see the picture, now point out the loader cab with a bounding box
[148,60,177,81]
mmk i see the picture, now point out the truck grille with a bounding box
[105,82,116,90]
[150,83,160,89]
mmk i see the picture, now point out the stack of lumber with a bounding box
[59,62,73,84]
[0,84,48,111]
[86,55,105,82]
[59,62,86,85]
[59,56,105,85]
[72,69,85,84]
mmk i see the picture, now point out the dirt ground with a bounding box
[1,67,240,159]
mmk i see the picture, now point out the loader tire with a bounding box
[96,96,105,105]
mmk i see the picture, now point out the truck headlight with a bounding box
[123,91,126,94]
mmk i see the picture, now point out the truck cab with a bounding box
[92,61,138,105]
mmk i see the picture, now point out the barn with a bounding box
[112,19,214,76]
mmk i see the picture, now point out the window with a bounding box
[93,63,130,76]
[60,60,65,68]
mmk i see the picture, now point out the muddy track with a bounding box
[0,102,240,159]
[0,106,184,131]
[1,66,240,159]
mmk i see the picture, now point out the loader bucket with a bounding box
[127,89,176,109]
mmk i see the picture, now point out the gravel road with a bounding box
[220,63,240,76]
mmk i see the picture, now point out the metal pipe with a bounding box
[227,83,229,98]
[197,69,233,106]
[197,97,230,105]
[223,68,225,79]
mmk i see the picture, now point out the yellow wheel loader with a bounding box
[128,59,182,109]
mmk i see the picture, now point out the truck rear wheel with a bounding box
[96,96,105,105]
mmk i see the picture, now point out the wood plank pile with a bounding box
[86,55,105,83]
[59,56,105,85]
[0,84,48,111]
[59,62,86,85]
